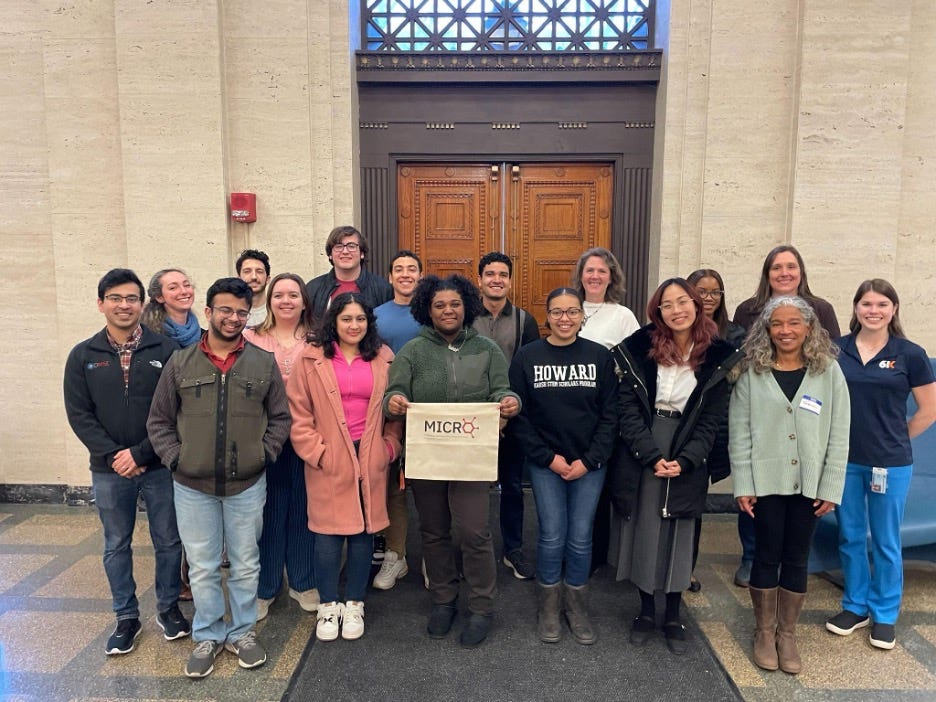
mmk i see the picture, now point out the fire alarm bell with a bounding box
[230,192,257,222]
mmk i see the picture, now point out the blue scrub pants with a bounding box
[836,462,912,625]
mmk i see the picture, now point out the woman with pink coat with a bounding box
[287,293,402,642]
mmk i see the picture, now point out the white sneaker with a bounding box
[256,597,274,621]
[373,551,409,590]
[289,587,320,612]
[342,601,365,640]
[316,601,343,642]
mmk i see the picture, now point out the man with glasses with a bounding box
[64,268,190,656]
[306,225,392,316]
[147,277,291,678]
[472,252,541,580]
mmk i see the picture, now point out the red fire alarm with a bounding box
[230,192,257,222]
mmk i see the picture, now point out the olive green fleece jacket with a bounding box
[383,326,520,411]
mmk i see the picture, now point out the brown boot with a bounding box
[776,588,806,674]
[537,582,562,643]
[562,583,596,645]
[749,586,779,670]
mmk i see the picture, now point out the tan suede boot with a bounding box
[776,588,806,674]
[749,586,779,671]
[562,583,596,645]
[537,582,562,643]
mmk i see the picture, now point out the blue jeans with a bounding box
[173,475,266,644]
[837,462,912,624]
[258,441,315,598]
[92,468,181,619]
[528,460,606,587]
[313,531,373,603]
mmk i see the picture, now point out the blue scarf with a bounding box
[163,311,202,348]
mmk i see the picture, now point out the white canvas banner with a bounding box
[404,402,500,481]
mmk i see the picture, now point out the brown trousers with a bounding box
[410,479,497,615]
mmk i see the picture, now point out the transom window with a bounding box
[363,0,653,52]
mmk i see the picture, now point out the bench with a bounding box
[808,358,936,573]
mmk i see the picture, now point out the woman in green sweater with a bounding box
[730,296,850,675]
[384,274,520,648]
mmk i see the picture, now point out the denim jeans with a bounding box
[837,462,913,624]
[313,531,373,603]
[92,468,182,619]
[173,475,266,644]
[528,460,606,587]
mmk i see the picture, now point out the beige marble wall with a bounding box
[3,1,935,490]
[0,0,356,488]
[654,0,936,350]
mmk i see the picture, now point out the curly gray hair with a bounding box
[740,296,838,375]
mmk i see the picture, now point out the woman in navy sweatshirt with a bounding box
[509,287,619,646]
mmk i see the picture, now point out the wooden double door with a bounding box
[398,162,613,329]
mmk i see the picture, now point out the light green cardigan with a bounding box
[729,362,850,504]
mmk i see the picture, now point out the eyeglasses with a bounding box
[659,297,694,313]
[547,308,584,320]
[333,242,360,252]
[211,306,250,320]
[104,294,141,305]
[695,289,724,299]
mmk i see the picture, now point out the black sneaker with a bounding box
[825,610,870,636]
[105,618,142,655]
[157,604,192,641]
[503,549,535,580]
[372,534,387,566]
[870,622,896,650]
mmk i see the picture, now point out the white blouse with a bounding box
[656,361,697,414]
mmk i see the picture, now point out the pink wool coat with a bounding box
[287,343,402,535]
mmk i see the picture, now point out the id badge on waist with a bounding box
[871,467,888,494]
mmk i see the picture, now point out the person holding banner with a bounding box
[508,287,619,645]
[288,293,402,642]
[384,274,520,648]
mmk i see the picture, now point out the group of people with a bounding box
[63,228,935,680]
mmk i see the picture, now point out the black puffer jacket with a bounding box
[610,325,743,520]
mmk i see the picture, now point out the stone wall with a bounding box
[0,0,356,491]
[2,0,934,492]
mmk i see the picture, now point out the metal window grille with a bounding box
[363,0,653,52]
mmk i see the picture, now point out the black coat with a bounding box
[63,326,179,472]
[610,325,743,520]
[306,267,393,317]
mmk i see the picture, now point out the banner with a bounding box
[404,402,500,481]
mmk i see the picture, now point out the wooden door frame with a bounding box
[389,152,629,263]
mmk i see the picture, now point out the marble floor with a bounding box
[1,503,934,701]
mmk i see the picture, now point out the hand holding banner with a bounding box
[404,402,501,481]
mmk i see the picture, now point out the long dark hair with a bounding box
[687,268,729,337]
[314,293,382,361]
[751,245,816,309]
[849,278,905,337]
[645,278,717,369]
[409,274,484,329]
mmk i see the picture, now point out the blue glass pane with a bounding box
[363,0,654,51]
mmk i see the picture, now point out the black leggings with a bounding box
[750,494,818,593]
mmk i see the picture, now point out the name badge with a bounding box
[799,395,822,415]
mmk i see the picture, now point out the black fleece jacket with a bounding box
[64,326,179,472]
[610,325,743,520]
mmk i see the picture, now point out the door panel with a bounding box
[509,163,612,328]
[398,164,496,282]
[399,162,611,332]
